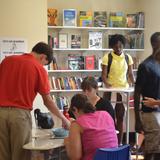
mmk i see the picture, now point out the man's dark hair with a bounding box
[109,34,126,48]
[150,32,160,47]
[32,42,53,64]
[81,76,98,91]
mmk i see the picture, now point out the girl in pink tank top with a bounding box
[64,94,118,160]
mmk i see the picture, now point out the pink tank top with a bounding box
[76,111,118,160]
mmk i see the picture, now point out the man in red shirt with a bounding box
[0,42,70,160]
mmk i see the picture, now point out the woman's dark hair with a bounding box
[81,76,98,91]
[32,42,53,65]
[70,94,95,113]
[109,34,126,48]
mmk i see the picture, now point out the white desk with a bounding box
[99,87,134,144]
[23,129,65,160]
[23,138,64,151]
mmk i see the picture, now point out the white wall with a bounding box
[0,0,47,51]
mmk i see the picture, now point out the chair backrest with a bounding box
[94,144,130,160]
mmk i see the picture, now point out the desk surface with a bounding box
[99,87,134,93]
[32,128,52,138]
[23,128,64,150]
[23,138,64,150]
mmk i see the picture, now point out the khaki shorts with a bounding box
[141,111,160,153]
[0,107,32,160]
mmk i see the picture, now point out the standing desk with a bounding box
[99,87,134,144]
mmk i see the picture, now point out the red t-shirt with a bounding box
[0,54,50,110]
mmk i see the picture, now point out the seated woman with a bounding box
[69,76,115,122]
[64,94,118,160]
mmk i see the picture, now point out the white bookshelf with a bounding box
[48,26,144,31]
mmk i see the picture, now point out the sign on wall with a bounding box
[0,37,27,61]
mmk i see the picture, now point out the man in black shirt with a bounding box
[134,32,160,160]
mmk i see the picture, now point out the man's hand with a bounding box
[143,97,159,108]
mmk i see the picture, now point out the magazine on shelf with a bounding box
[109,12,126,27]
[79,11,92,27]
[71,34,81,48]
[68,54,84,70]
[47,8,58,26]
[88,31,103,49]
[85,55,95,70]
[59,33,68,48]
[126,12,144,28]
[94,11,107,27]
[126,13,138,28]
[63,9,77,26]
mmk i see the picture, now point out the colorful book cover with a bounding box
[88,31,103,49]
[94,11,107,27]
[71,34,81,48]
[126,14,138,28]
[79,11,92,27]
[85,55,95,70]
[68,55,84,70]
[47,8,58,26]
[109,12,126,27]
[63,9,77,26]
[59,33,68,49]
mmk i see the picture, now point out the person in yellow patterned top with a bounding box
[101,34,135,145]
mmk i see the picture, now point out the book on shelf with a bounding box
[63,77,71,90]
[137,12,145,28]
[68,77,77,89]
[126,13,138,28]
[97,57,102,70]
[50,76,84,90]
[48,56,58,70]
[71,34,81,48]
[68,55,84,70]
[49,77,53,90]
[79,11,92,27]
[109,12,126,27]
[59,33,68,48]
[85,55,95,70]
[63,9,77,26]
[54,77,62,90]
[48,35,54,48]
[51,76,57,90]
[125,31,144,49]
[94,11,107,27]
[126,12,144,28]
[59,77,65,90]
[47,8,58,26]
[88,31,103,49]
[55,96,69,110]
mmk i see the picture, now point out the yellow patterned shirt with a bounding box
[102,51,133,88]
